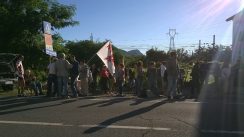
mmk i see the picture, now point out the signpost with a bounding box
[43,21,57,57]
[43,21,52,35]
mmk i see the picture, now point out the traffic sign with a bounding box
[43,21,52,35]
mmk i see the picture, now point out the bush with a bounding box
[32,70,48,82]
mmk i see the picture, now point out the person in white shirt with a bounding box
[47,57,57,97]
[16,55,25,97]
[55,53,72,98]
[160,61,166,94]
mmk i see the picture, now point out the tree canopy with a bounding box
[0,0,78,69]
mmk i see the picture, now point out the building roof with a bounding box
[226,9,244,21]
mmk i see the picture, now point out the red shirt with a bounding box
[100,69,109,78]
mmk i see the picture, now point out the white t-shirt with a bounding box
[16,60,24,77]
[48,62,56,75]
[160,64,166,77]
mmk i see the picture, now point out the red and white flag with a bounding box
[97,41,115,75]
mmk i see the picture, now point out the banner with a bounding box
[43,21,56,57]
[96,41,115,75]
[44,34,53,51]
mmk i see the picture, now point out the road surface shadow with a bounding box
[78,98,131,108]
[83,100,169,134]
[0,97,78,115]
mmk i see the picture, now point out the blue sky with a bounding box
[57,0,243,54]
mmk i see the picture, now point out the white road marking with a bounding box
[88,98,110,101]
[175,101,204,104]
[0,120,171,131]
[201,130,244,135]
[0,120,65,126]
[2,120,244,135]
[79,124,171,131]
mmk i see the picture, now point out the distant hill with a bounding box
[127,49,144,56]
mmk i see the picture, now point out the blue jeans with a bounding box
[57,76,68,97]
[167,76,177,97]
[30,81,42,96]
[135,77,143,97]
[47,74,57,96]
[148,79,158,96]
[71,75,78,97]
[117,80,124,95]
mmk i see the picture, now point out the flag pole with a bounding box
[86,53,97,65]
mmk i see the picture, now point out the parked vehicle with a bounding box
[0,53,19,91]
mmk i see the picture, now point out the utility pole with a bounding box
[90,33,94,42]
[167,29,177,51]
[213,35,215,48]
[199,40,201,50]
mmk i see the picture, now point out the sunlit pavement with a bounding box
[0,92,244,137]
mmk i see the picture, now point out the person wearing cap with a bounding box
[55,53,72,98]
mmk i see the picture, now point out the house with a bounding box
[226,10,244,65]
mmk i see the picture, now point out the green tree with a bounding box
[146,47,168,63]
[0,0,78,69]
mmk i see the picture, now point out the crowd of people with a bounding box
[190,58,241,98]
[14,51,242,99]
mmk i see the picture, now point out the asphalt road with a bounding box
[0,90,244,137]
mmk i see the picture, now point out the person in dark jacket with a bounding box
[70,55,79,97]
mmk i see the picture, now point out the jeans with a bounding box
[71,75,78,97]
[135,77,143,97]
[80,78,89,95]
[148,79,158,96]
[57,76,68,97]
[30,81,43,96]
[117,80,124,95]
[167,76,177,97]
[47,74,57,97]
